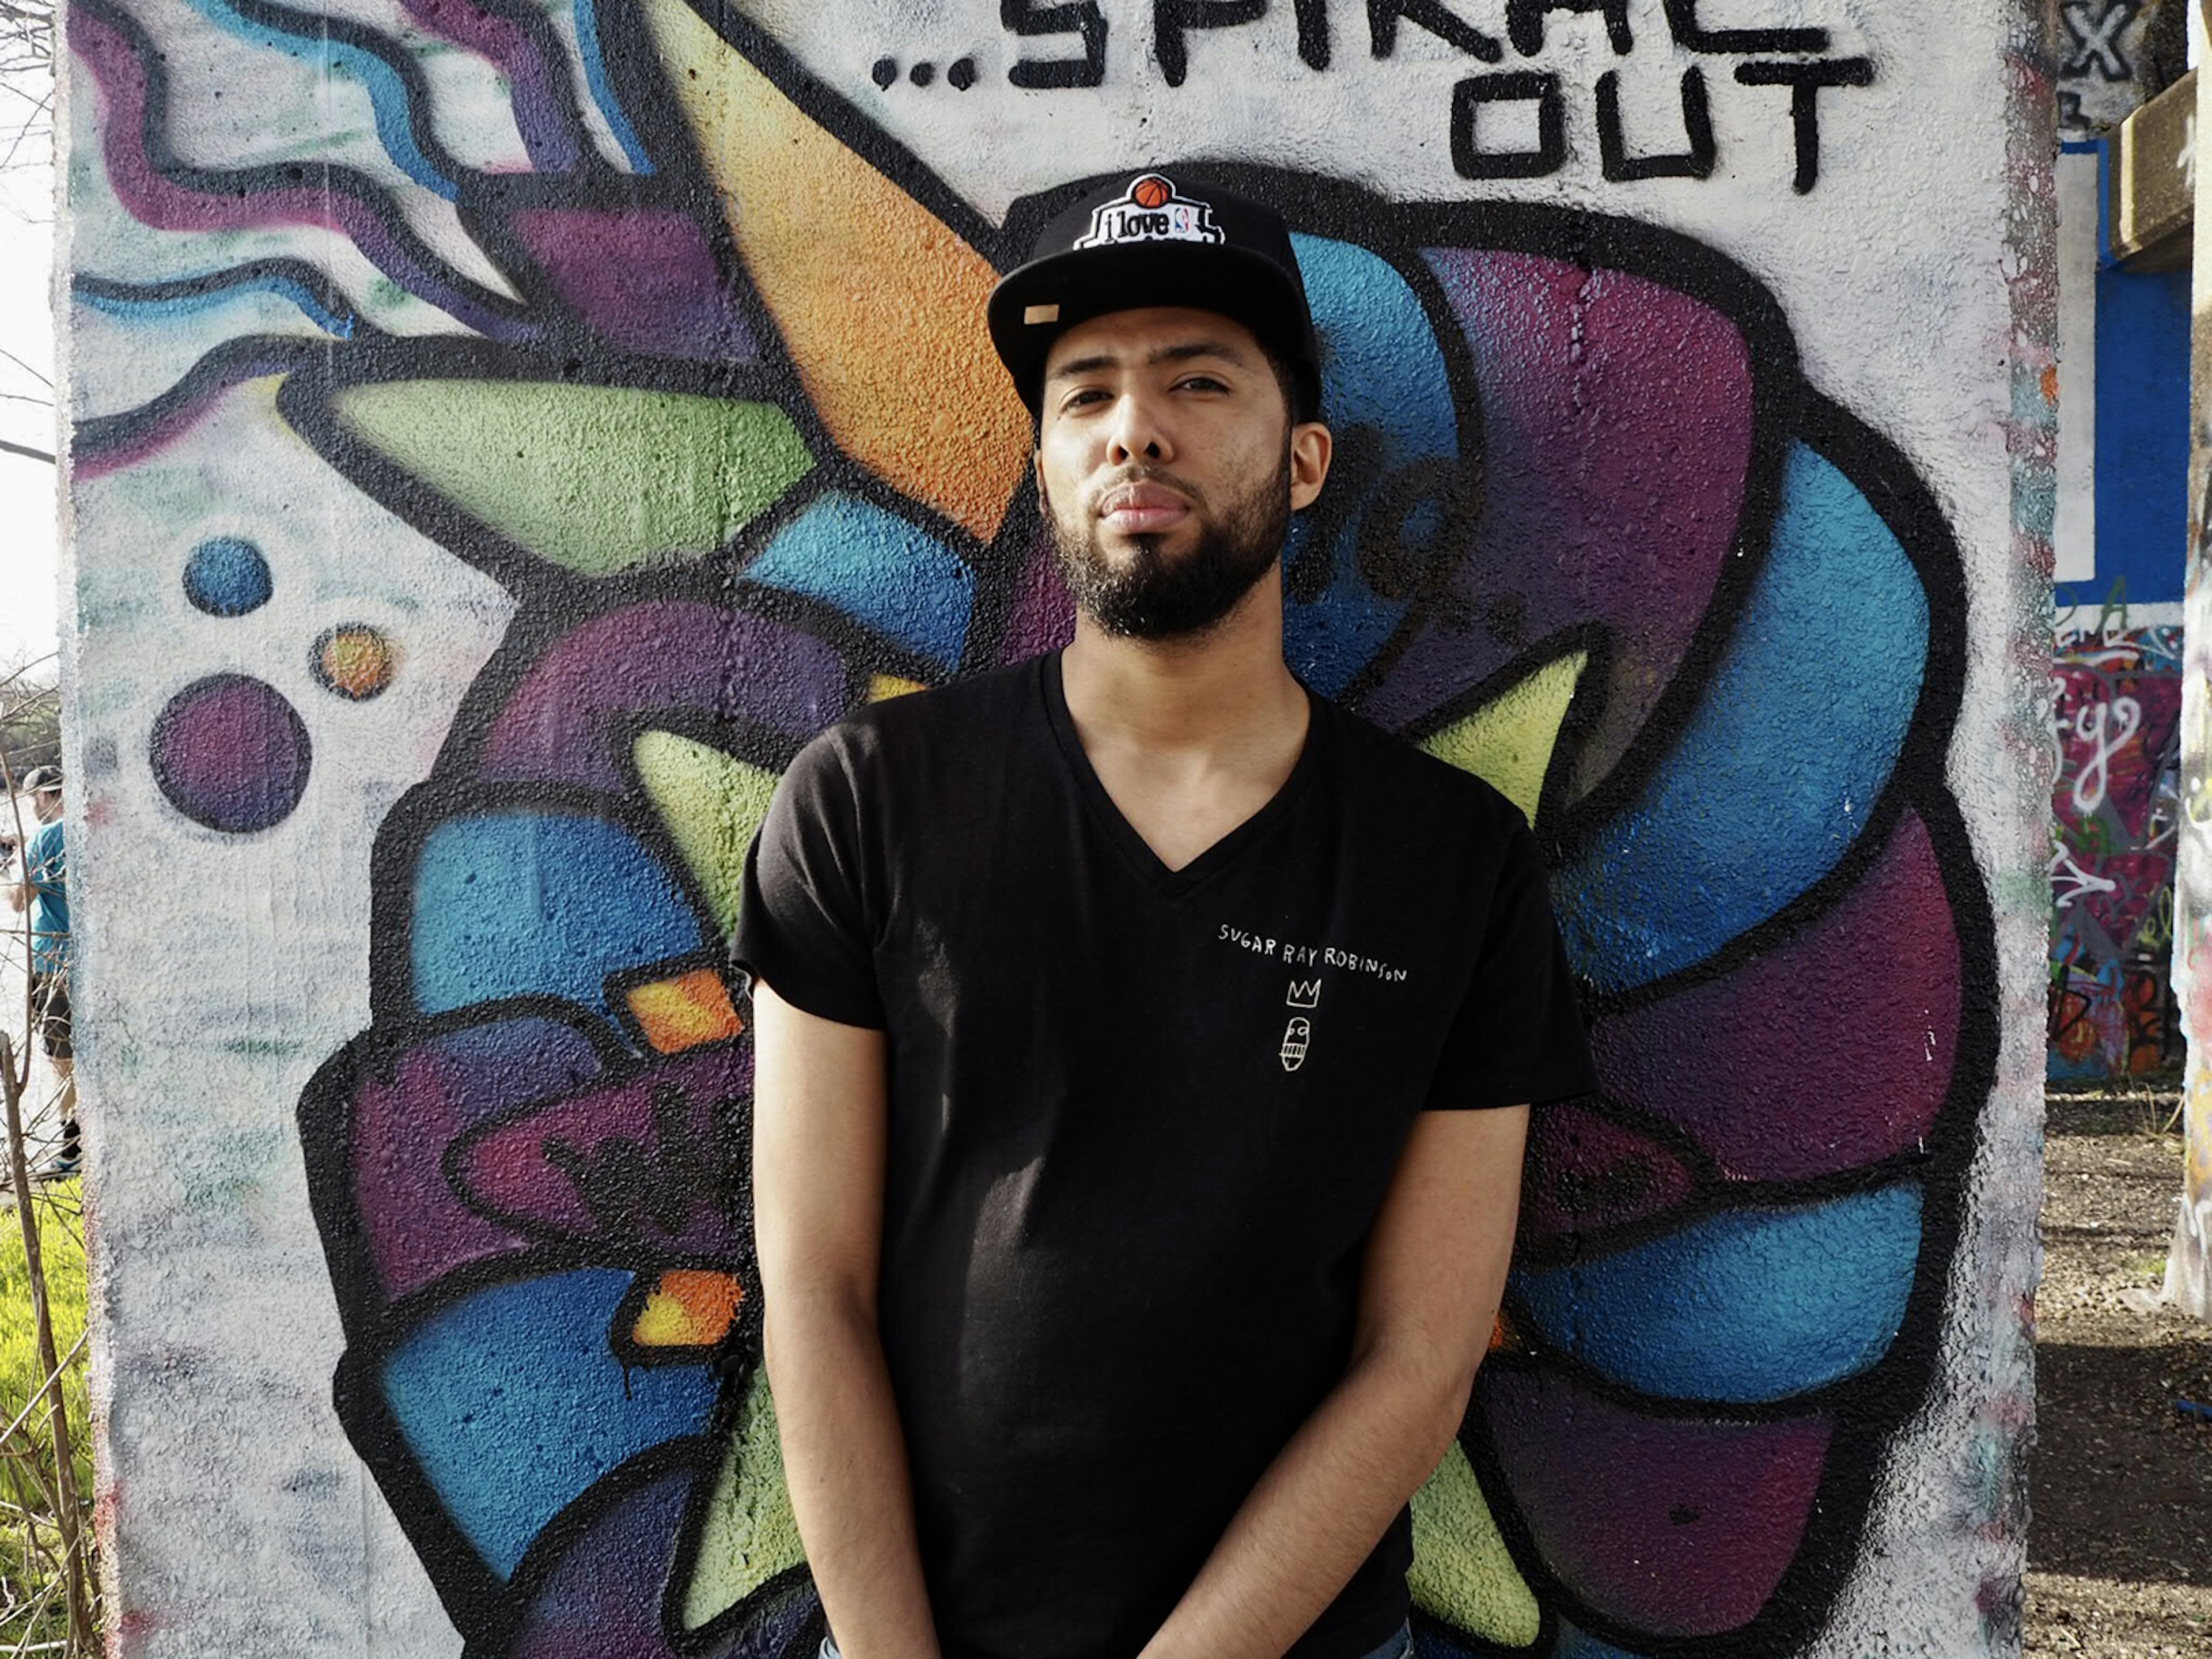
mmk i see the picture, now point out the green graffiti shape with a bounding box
[1407,1440,1542,1648]
[332,381,813,576]
[683,1368,806,1631]
[635,729,782,943]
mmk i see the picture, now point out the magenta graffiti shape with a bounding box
[511,207,758,361]
[476,602,858,789]
[1000,533,1079,662]
[1520,1100,1703,1244]
[1366,249,1755,788]
[1592,811,1961,1182]
[453,1042,751,1260]
[349,1017,605,1300]
[1481,1366,1832,1640]
[149,672,312,833]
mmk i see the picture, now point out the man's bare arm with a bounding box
[751,981,941,1659]
[1138,1104,1532,1659]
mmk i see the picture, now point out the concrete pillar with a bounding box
[62,2,2055,1653]
[2166,13,2212,1315]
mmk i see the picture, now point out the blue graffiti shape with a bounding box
[380,1268,720,1578]
[743,490,976,670]
[409,809,707,1018]
[1554,441,1931,992]
[1512,1183,1923,1403]
[1282,234,1460,698]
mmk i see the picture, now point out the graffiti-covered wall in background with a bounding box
[63,3,2052,1657]
[2050,626,2185,1078]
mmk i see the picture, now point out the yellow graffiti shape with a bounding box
[644,0,1031,544]
[627,968,745,1054]
[683,1369,808,1630]
[1407,1441,1542,1648]
[633,1268,746,1349]
[635,729,782,943]
[1419,650,1589,826]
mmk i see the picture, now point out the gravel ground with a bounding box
[2027,1083,2212,1657]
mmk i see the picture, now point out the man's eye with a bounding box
[1176,375,1228,393]
[1062,388,1109,410]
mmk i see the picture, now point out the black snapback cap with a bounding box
[988,172,1321,418]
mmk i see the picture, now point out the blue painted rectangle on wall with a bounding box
[2056,260,2192,612]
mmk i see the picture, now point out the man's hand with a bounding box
[1138,1104,1532,1659]
[751,981,942,1659]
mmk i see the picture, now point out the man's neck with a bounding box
[1059,569,1307,762]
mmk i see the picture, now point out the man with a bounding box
[8,766,76,1179]
[737,174,1596,1659]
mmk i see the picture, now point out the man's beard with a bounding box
[1045,451,1291,641]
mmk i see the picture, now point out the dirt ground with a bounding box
[2027,1081,2212,1657]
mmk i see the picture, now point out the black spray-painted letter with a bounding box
[1662,0,1828,54]
[1736,57,1873,194]
[1002,0,1108,89]
[1450,71,1566,179]
[1369,0,1504,64]
[1597,67,1715,181]
[1507,0,1632,56]
[1156,0,1268,87]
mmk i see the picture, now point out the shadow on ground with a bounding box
[2031,1341,2212,1585]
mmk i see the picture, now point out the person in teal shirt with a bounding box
[10,767,75,1178]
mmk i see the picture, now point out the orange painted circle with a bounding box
[312,624,397,701]
[1132,176,1172,209]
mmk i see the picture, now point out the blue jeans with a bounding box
[821,1620,1413,1659]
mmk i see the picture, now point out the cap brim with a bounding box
[988,241,1316,415]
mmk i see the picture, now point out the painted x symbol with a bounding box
[2061,0,2141,82]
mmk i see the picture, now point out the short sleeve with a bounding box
[25,824,62,899]
[732,731,887,1030]
[1424,815,1597,1111]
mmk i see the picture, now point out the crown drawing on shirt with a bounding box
[1286,979,1322,1009]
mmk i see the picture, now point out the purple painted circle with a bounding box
[150,673,312,833]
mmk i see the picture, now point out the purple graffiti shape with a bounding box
[1592,810,1961,1182]
[477,601,857,790]
[510,207,759,361]
[1366,248,1755,793]
[399,0,582,171]
[1482,1366,1832,1640]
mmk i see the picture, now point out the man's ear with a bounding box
[1289,422,1333,512]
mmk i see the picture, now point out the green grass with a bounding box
[0,1184,92,1648]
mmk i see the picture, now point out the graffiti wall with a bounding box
[61,3,2054,1656]
[2164,68,2212,1316]
[2050,625,2184,1078]
[2055,0,2187,136]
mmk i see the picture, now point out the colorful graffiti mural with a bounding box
[2050,624,2184,1078]
[63,1,2036,1656]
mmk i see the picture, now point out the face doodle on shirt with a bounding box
[72,0,2001,1654]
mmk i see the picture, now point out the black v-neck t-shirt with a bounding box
[736,653,1595,1659]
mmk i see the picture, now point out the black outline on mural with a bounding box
[72,260,373,338]
[147,670,313,832]
[67,0,539,341]
[48,0,1990,1649]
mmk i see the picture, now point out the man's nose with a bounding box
[1106,393,1172,465]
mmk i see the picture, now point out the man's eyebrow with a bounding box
[1150,339,1252,368]
[1045,338,1255,384]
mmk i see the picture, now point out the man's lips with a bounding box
[1096,481,1192,535]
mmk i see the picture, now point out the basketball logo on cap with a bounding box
[1074,173,1225,251]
